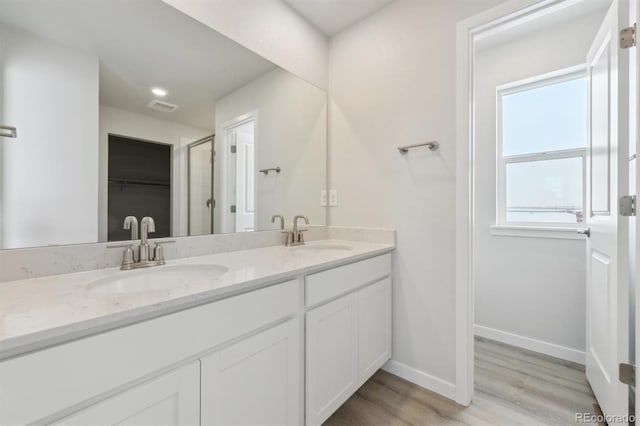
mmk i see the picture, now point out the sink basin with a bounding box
[292,243,353,254]
[87,264,229,294]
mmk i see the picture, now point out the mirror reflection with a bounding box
[0,0,327,249]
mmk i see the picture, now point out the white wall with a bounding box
[98,106,211,241]
[473,11,605,363]
[327,0,505,394]
[160,0,329,90]
[0,24,99,249]
[215,68,327,233]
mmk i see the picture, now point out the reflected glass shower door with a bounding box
[188,135,214,235]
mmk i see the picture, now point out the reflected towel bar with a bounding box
[397,141,439,154]
[0,125,17,138]
[259,167,281,175]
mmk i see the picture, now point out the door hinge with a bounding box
[619,195,636,216]
[230,205,236,213]
[621,23,636,49]
[230,145,237,154]
[619,363,635,386]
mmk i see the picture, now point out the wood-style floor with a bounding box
[324,337,597,425]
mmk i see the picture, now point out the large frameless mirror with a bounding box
[0,0,327,249]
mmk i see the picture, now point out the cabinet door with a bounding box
[306,293,358,426]
[57,361,200,426]
[358,278,392,385]
[201,319,301,426]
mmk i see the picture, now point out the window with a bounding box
[497,68,587,227]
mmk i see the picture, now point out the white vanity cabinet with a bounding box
[305,254,392,425]
[56,361,201,426]
[0,251,393,426]
[306,293,359,425]
[200,319,302,426]
[0,280,300,425]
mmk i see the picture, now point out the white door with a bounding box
[233,120,255,232]
[200,319,301,426]
[585,0,630,419]
[357,278,392,386]
[56,362,200,426]
[306,293,358,426]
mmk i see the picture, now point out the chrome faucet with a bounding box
[283,215,309,247]
[272,214,285,230]
[108,216,174,270]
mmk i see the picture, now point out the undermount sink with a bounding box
[292,243,353,253]
[87,264,229,294]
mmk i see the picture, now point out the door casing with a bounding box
[455,0,632,408]
[220,112,258,234]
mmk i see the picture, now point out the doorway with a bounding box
[107,134,171,241]
[456,0,634,421]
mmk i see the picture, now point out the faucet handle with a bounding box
[107,243,135,267]
[152,244,165,263]
[122,245,135,267]
[152,240,175,263]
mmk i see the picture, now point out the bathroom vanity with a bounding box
[0,240,393,425]
[0,2,392,424]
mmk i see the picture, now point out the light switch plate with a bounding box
[329,189,338,207]
[320,190,327,206]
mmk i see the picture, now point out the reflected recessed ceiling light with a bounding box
[151,87,167,97]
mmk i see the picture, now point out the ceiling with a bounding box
[0,0,277,129]
[284,0,395,36]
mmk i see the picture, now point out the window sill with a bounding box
[489,225,586,240]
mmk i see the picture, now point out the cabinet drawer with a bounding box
[0,279,299,425]
[305,254,391,307]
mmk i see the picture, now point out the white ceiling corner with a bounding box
[283,0,396,36]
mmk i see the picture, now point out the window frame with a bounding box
[496,65,588,229]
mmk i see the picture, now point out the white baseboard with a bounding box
[382,360,456,400]
[474,324,585,364]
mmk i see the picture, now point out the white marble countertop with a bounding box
[0,239,394,360]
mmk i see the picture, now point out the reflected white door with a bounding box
[233,120,255,232]
[585,0,630,419]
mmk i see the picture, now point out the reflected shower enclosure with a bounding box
[188,136,214,236]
